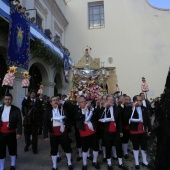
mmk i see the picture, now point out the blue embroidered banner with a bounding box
[7,4,30,69]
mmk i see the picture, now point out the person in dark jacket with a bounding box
[120,95,131,159]
[0,93,22,170]
[98,95,125,170]
[74,95,100,170]
[22,91,42,154]
[43,96,73,170]
[129,95,152,169]
[140,93,153,117]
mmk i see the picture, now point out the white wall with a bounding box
[64,0,170,98]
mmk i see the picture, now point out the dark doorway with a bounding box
[54,73,62,96]
[29,64,42,93]
[0,55,7,100]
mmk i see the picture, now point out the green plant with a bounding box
[30,38,64,70]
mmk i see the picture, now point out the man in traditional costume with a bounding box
[43,96,73,170]
[98,95,126,170]
[0,93,22,170]
[129,95,152,169]
[75,96,100,170]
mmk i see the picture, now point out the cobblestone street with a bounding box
[4,132,149,170]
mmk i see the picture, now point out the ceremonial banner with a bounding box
[7,4,30,69]
[63,54,70,83]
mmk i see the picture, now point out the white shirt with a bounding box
[31,99,36,102]
[52,107,65,132]
[136,107,143,122]
[1,105,11,122]
[99,106,115,123]
[142,100,146,107]
[53,108,60,117]
[109,106,115,121]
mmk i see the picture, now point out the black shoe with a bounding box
[68,164,73,170]
[135,165,140,169]
[142,163,151,168]
[33,150,38,154]
[87,156,93,161]
[52,168,58,170]
[24,146,29,152]
[10,166,15,170]
[124,154,129,159]
[103,158,107,162]
[108,165,113,170]
[82,165,87,170]
[76,156,82,161]
[92,162,100,169]
[57,157,61,162]
[112,156,117,160]
[118,164,127,170]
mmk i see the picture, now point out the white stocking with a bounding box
[112,146,117,158]
[66,153,72,166]
[0,159,5,170]
[78,148,82,157]
[122,143,128,155]
[10,156,16,166]
[51,156,57,169]
[133,150,139,165]
[141,150,148,165]
[82,152,88,166]
[93,151,98,163]
[107,158,112,166]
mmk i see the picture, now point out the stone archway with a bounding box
[29,62,49,94]
[54,73,62,95]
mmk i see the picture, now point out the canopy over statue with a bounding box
[66,46,118,101]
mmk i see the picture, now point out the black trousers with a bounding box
[130,132,147,150]
[104,131,123,159]
[97,128,105,147]
[81,133,99,152]
[121,129,130,143]
[50,132,72,155]
[74,124,82,148]
[0,132,17,159]
[24,124,38,151]
[38,112,44,134]
[101,129,106,146]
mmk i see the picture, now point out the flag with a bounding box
[7,4,30,69]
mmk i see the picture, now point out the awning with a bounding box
[0,0,72,64]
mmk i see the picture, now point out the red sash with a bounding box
[53,126,65,136]
[130,122,145,134]
[0,122,15,133]
[108,121,117,132]
[79,124,96,137]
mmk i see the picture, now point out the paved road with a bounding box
[4,133,149,170]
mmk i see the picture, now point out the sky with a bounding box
[147,0,170,9]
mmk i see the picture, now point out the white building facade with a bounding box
[64,0,170,98]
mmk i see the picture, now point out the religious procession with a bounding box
[0,0,170,170]
[0,60,170,170]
